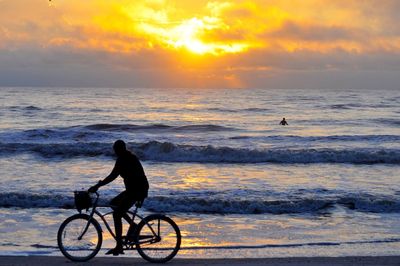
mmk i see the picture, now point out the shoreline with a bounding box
[1,256,400,266]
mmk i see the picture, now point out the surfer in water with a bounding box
[279,118,288,126]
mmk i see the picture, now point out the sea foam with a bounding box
[0,141,399,164]
[1,192,399,214]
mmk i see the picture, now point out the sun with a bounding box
[166,18,211,54]
[121,3,250,56]
[132,15,248,55]
[184,40,210,55]
[165,18,248,55]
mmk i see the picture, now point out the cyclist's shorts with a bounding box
[110,191,139,212]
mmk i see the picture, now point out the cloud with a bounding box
[0,0,400,88]
[265,21,364,42]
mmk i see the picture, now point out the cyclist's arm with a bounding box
[92,162,119,190]
[99,168,119,186]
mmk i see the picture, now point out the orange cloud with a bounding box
[1,0,400,88]
[2,0,400,54]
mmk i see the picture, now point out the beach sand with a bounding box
[1,256,400,266]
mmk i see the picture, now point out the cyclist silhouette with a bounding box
[89,140,149,256]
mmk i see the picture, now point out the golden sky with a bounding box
[1,0,400,88]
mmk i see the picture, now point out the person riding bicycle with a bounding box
[88,140,149,256]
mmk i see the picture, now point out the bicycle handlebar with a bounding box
[87,191,99,208]
[87,190,99,197]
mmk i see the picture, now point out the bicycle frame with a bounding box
[78,192,159,246]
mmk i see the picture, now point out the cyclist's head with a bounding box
[113,140,126,156]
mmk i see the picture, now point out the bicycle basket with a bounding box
[74,191,92,212]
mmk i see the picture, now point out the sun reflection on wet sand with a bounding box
[1,207,400,258]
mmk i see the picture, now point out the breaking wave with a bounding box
[82,123,237,132]
[1,192,399,214]
[229,134,400,142]
[0,141,399,164]
[0,123,238,142]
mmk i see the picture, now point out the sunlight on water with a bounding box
[0,87,399,258]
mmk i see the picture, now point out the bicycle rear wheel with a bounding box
[136,214,181,263]
[57,214,102,262]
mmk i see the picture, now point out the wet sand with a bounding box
[1,256,400,265]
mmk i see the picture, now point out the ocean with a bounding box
[0,87,399,258]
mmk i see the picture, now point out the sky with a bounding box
[1,0,400,89]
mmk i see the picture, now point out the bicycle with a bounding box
[57,191,181,263]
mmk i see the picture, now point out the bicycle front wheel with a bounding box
[57,214,102,262]
[136,214,181,263]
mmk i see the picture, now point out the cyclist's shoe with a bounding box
[105,246,124,256]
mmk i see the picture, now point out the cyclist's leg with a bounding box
[109,191,136,253]
[109,193,127,253]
